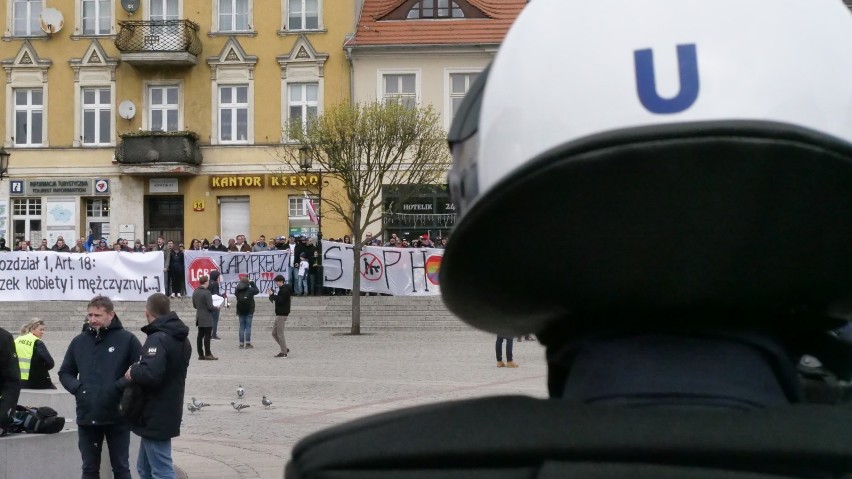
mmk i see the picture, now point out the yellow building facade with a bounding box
[0,0,355,248]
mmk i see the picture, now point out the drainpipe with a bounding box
[344,42,355,108]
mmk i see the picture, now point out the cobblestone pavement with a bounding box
[44,326,549,479]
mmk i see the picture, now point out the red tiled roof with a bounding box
[346,0,527,47]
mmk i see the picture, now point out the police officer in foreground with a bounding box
[0,326,20,436]
[286,0,852,477]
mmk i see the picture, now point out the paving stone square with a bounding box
[43,326,548,478]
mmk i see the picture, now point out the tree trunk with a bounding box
[350,216,362,335]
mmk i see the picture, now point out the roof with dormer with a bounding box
[346,0,527,47]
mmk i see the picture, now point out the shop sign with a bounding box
[268,174,320,187]
[210,175,264,188]
[150,178,178,193]
[23,179,93,196]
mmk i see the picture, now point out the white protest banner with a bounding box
[0,251,164,301]
[322,241,443,296]
[183,250,292,297]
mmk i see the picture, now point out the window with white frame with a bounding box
[81,0,111,35]
[449,72,479,121]
[82,87,111,145]
[219,0,250,32]
[14,88,43,146]
[219,85,249,143]
[288,83,318,134]
[382,74,417,108]
[148,86,179,132]
[407,0,464,19]
[86,198,109,217]
[288,195,319,218]
[13,0,43,36]
[287,0,319,30]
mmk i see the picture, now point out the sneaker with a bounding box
[506,361,519,368]
[497,361,506,367]
[238,344,244,349]
[176,293,182,298]
[245,343,254,349]
[275,353,287,358]
[198,356,207,361]
[205,355,219,360]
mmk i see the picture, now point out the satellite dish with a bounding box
[121,0,140,14]
[118,101,136,120]
[38,8,64,36]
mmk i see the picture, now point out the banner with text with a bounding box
[0,251,164,301]
[322,241,443,296]
[183,250,293,298]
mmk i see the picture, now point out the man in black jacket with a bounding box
[59,295,142,479]
[125,293,191,479]
[268,275,292,357]
[0,326,20,436]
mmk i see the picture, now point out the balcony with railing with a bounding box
[115,131,203,175]
[115,20,202,67]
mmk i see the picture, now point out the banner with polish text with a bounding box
[322,241,443,296]
[0,251,164,301]
[183,250,293,298]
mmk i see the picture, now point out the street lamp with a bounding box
[299,144,325,294]
[0,147,10,179]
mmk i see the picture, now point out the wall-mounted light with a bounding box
[0,147,11,179]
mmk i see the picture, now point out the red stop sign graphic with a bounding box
[188,257,219,290]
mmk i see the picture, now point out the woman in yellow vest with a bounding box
[15,320,55,389]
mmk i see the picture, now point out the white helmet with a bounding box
[443,0,852,336]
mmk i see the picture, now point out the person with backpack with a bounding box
[234,276,260,349]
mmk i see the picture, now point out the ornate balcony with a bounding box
[116,131,203,176]
[115,20,202,67]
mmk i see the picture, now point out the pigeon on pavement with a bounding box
[187,403,200,414]
[237,385,245,399]
[262,396,272,409]
[191,397,210,409]
[231,402,250,412]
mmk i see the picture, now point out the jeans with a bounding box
[211,308,220,338]
[288,265,298,293]
[496,336,514,362]
[137,436,176,479]
[295,275,307,295]
[238,313,253,344]
[197,326,212,356]
[78,423,132,479]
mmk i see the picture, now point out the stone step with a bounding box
[0,296,471,332]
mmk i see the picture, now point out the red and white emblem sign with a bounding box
[94,179,109,194]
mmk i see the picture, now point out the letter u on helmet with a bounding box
[443,0,852,336]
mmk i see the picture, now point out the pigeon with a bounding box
[262,396,272,409]
[191,397,210,409]
[231,402,250,412]
[187,403,200,414]
[237,385,245,399]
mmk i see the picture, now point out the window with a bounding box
[219,0,250,31]
[148,86,179,132]
[289,196,319,218]
[219,85,249,143]
[13,0,43,36]
[288,83,318,134]
[82,87,111,145]
[86,198,109,217]
[287,0,319,30]
[12,198,42,246]
[14,88,43,146]
[407,0,464,19]
[383,74,417,108]
[82,0,111,35]
[449,72,479,121]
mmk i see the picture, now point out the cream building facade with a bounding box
[0,0,358,249]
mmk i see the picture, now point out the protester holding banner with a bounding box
[235,277,260,349]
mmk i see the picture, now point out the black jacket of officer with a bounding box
[0,327,21,432]
[128,311,191,440]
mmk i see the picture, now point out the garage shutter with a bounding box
[219,197,250,243]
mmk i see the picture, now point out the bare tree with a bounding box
[280,101,451,334]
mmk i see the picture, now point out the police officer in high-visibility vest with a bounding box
[15,320,55,390]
